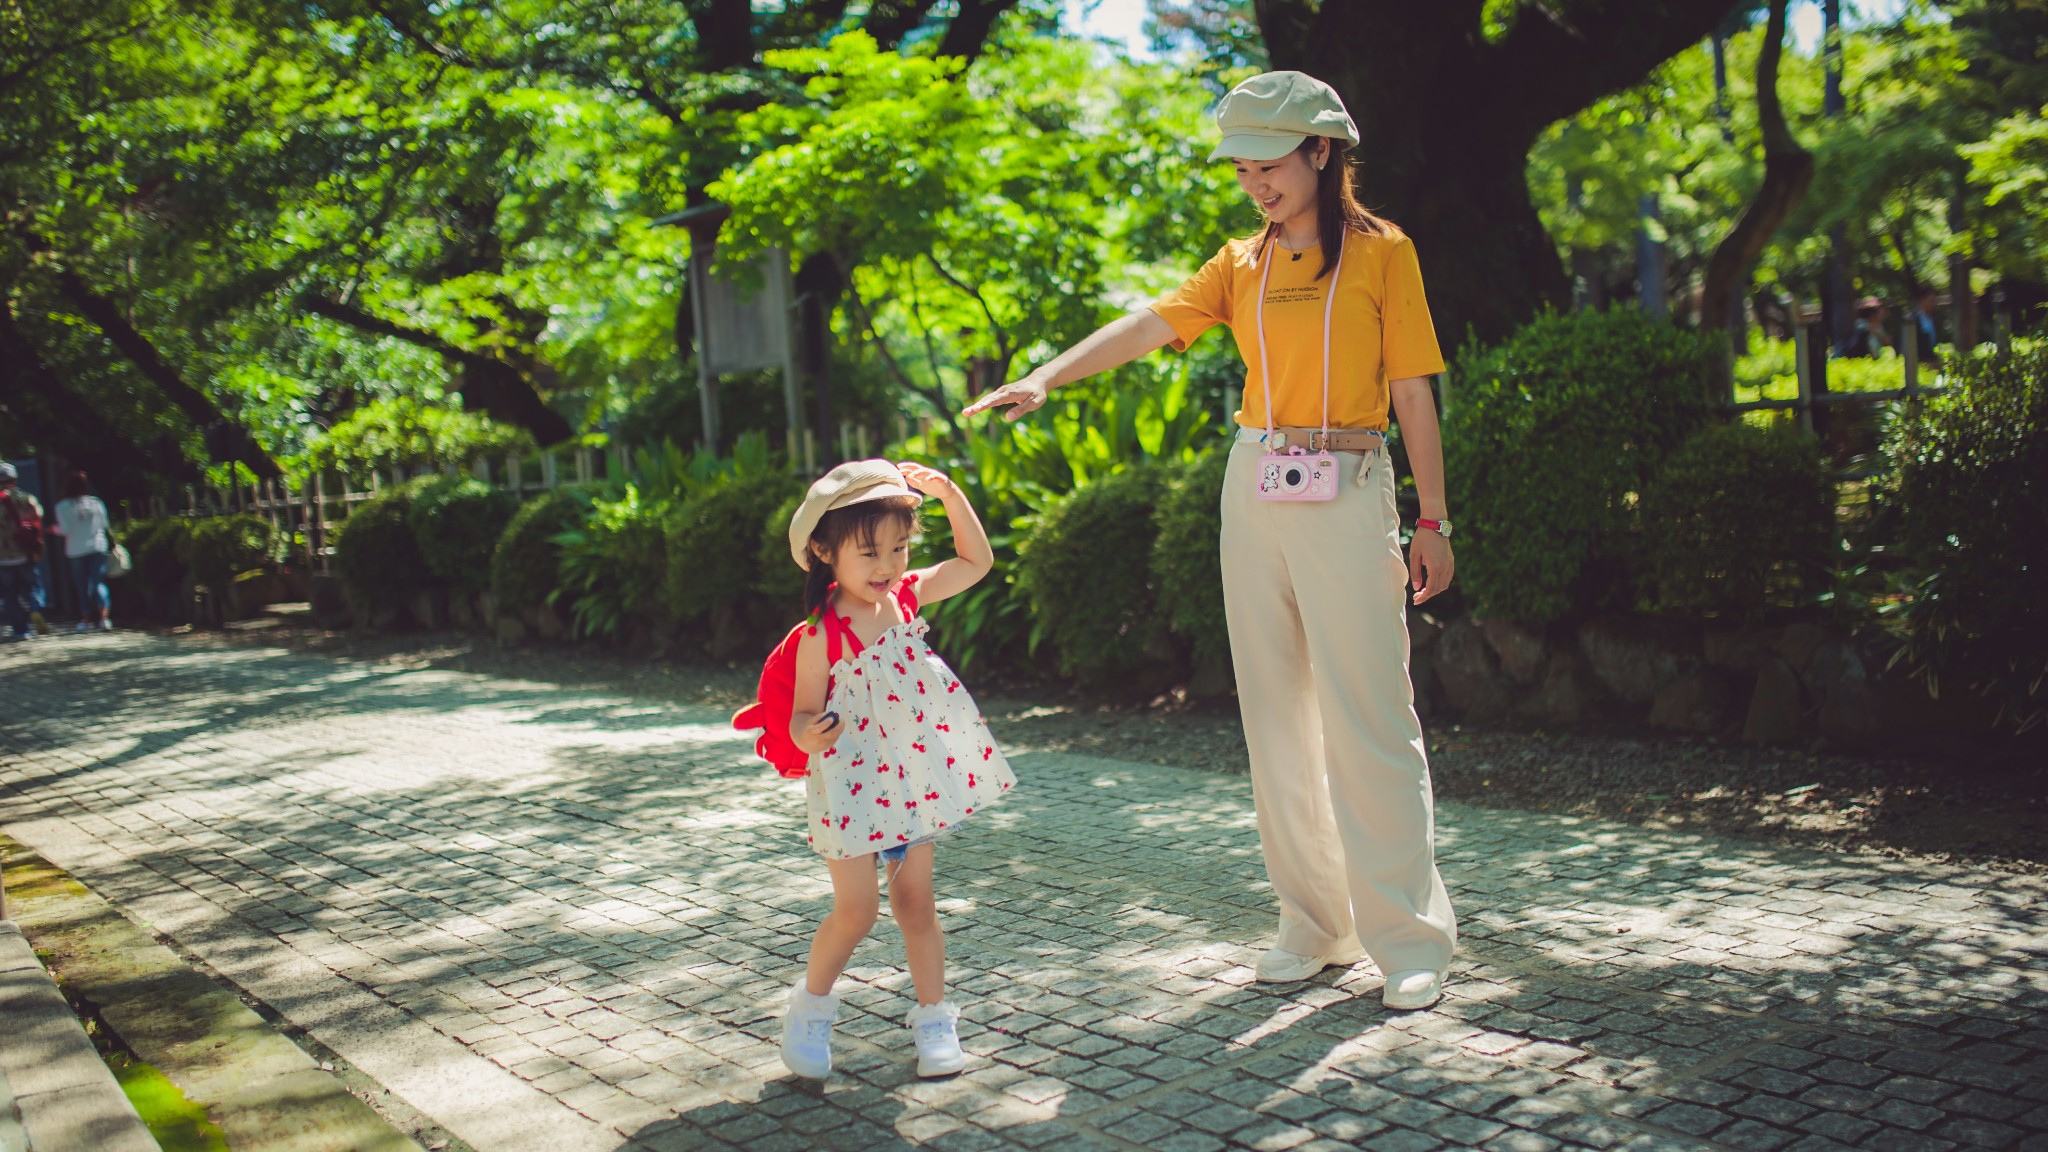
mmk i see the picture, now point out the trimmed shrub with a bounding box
[666,471,806,648]
[121,517,193,619]
[490,487,588,613]
[753,492,808,623]
[1884,343,2048,731]
[1018,463,1173,689]
[334,479,429,614]
[1446,307,1717,624]
[123,517,192,590]
[408,476,518,595]
[186,515,275,593]
[552,488,672,641]
[1150,451,1230,674]
[1637,421,1834,622]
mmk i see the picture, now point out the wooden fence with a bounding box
[156,420,915,572]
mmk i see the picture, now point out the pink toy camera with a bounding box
[1256,446,1338,502]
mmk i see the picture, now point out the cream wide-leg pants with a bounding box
[1220,434,1457,976]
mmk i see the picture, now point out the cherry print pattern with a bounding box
[801,598,1017,860]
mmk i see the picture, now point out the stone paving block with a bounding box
[3,634,2045,1152]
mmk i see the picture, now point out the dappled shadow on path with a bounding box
[2,636,2044,1152]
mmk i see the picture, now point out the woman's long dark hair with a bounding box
[1255,138,1396,280]
[800,497,922,619]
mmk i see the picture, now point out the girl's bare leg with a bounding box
[887,844,945,1005]
[805,855,881,996]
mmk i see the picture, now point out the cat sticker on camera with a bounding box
[1257,445,1339,502]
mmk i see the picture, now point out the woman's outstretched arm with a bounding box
[962,311,1178,422]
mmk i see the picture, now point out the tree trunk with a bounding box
[0,296,165,495]
[48,266,283,478]
[1257,0,1741,346]
[300,295,575,445]
[1700,0,1812,341]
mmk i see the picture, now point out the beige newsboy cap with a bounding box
[787,459,923,570]
[1209,70,1360,162]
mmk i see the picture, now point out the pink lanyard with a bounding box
[1254,228,1345,442]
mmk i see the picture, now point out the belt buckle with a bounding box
[1308,431,1327,452]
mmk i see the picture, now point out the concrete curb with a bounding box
[0,840,424,1152]
[0,920,160,1152]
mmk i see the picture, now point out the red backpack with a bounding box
[733,579,920,778]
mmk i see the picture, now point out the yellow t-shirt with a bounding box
[1148,228,1446,431]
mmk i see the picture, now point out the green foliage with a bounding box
[1150,451,1231,674]
[665,470,806,632]
[300,399,537,486]
[1637,421,1834,621]
[550,487,672,642]
[185,515,275,592]
[334,480,429,614]
[1447,307,1717,624]
[1882,343,2048,731]
[754,493,808,621]
[491,487,590,614]
[407,476,520,595]
[1017,462,1174,690]
[122,518,193,591]
[715,33,1236,429]
[905,364,1223,673]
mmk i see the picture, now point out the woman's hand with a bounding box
[1409,529,1455,606]
[796,711,844,754]
[962,373,1050,422]
[897,462,959,498]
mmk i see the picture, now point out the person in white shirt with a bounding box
[55,470,113,632]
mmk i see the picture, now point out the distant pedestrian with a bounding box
[55,471,114,632]
[1837,296,1894,358]
[0,463,47,642]
[1911,287,1941,362]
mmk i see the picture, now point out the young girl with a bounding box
[777,458,1015,1080]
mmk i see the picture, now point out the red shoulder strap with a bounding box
[819,609,858,661]
[896,574,920,619]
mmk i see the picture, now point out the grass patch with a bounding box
[107,1052,230,1152]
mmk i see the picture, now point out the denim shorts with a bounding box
[877,833,941,865]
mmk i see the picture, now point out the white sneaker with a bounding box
[906,1000,966,1077]
[98,619,113,632]
[779,983,837,1079]
[1382,969,1445,1010]
[1255,945,1366,983]
[74,621,91,633]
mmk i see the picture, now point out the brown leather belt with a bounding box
[1239,426,1390,453]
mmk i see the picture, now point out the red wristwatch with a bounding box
[1415,518,1453,539]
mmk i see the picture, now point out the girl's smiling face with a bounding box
[1234,140,1327,233]
[819,519,913,610]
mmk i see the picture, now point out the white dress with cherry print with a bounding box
[805,576,1016,859]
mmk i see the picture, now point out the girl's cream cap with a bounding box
[788,459,923,570]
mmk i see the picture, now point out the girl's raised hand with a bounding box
[962,375,1049,422]
[896,462,958,497]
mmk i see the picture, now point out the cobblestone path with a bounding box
[2,634,2043,1152]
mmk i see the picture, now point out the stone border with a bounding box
[0,919,159,1152]
[0,836,424,1152]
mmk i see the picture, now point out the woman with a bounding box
[965,71,1457,1010]
[55,471,113,632]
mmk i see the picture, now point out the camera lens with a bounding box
[1283,466,1305,489]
